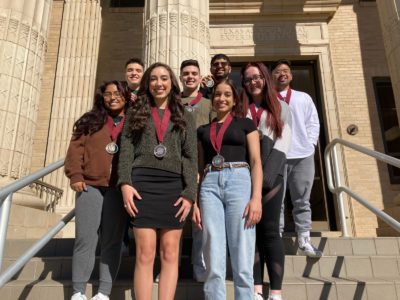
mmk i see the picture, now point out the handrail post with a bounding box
[332,144,349,237]
[0,194,12,271]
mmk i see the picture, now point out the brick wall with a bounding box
[328,2,399,236]
[95,6,144,87]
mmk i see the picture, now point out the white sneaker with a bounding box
[91,293,109,300]
[298,236,322,258]
[254,292,264,300]
[268,293,283,300]
[71,292,87,300]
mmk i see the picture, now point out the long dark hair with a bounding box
[72,80,127,139]
[212,79,245,118]
[240,62,283,138]
[126,62,186,134]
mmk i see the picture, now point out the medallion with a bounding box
[205,79,214,88]
[154,144,167,158]
[212,154,225,168]
[105,142,119,154]
[185,105,194,113]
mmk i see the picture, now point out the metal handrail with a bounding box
[0,160,64,206]
[0,159,73,288]
[324,138,400,237]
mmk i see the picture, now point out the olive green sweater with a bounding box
[118,108,198,202]
[181,95,215,128]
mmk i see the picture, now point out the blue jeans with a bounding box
[192,222,206,281]
[200,165,255,300]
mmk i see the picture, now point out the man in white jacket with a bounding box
[272,59,322,258]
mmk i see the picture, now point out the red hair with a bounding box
[240,62,283,138]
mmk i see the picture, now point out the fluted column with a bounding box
[45,0,102,213]
[376,1,400,122]
[144,0,210,76]
[0,0,52,186]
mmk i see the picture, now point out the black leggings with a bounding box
[253,175,285,290]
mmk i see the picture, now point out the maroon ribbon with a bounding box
[183,91,203,107]
[210,113,233,154]
[151,106,171,144]
[106,115,125,141]
[249,103,264,128]
[277,88,292,105]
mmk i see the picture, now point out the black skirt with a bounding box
[130,167,185,229]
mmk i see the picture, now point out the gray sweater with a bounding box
[118,108,198,202]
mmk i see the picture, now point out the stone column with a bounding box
[0,0,52,186]
[45,0,102,214]
[143,0,210,76]
[376,0,400,121]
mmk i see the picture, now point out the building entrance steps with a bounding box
[2,236,400,299]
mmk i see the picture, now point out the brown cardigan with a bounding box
[65,124,120,187]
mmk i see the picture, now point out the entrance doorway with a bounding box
[230,60,336,232]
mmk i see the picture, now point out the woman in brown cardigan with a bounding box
[65,80,128,300]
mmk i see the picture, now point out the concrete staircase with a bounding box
[2,235,400,299]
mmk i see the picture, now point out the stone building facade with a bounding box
[1,0,400,237]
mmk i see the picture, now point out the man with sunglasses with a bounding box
[200,54,232,99]
[272,59,321,258]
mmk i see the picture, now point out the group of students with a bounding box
[64,54,320,300]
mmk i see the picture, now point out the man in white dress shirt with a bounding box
[272,59,322,258]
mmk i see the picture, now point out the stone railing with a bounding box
[29,180,63,212]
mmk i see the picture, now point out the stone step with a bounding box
[4,236,400,258]
[3,255,400,282]
[1,277,399,300]
[7,204,64,239]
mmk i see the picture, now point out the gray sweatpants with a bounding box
[280,154,315,234]
[72,185,128,295]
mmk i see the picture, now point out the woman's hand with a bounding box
[174,196,193,222]
[70,181,87,192]
[192,202,202,230]
[243,197,262,228]
[121,184,142,217]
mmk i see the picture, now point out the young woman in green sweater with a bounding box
[118,62,197,300]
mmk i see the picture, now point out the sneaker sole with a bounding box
[298,248,323,258]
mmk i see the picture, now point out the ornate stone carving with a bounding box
[0,15,6,39]
[191,16,198,39]
[143,1,210,80]
[170,11,178,28]
[0,0,52,183]
[7,19,19,42]
[181,12,189,36]
[213,24,323,46]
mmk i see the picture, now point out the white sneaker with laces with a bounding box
[71,292,87,300]
[91,292,109,300]
[254,292,264,300]
[298,236,322,258]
